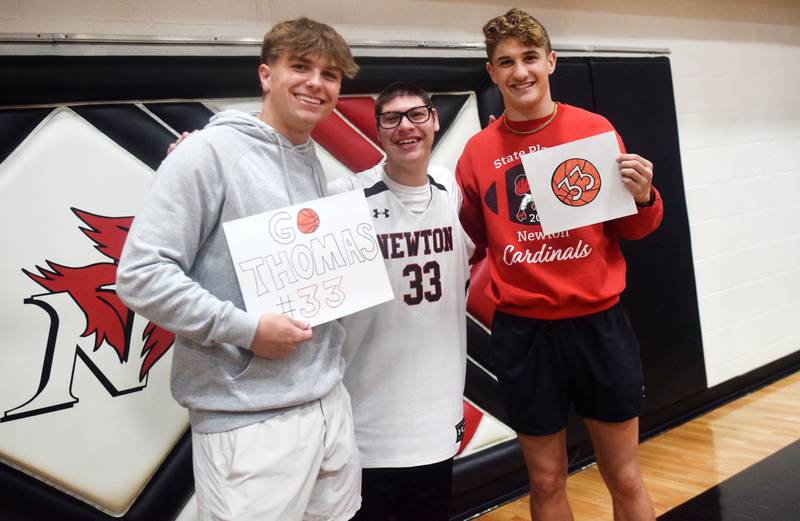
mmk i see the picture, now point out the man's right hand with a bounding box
[167,130,197,155]
[250,313,313,359]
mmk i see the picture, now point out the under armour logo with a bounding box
[372,208,390,218]
[455,418,465,442]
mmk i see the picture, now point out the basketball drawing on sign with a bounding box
[551,158,602,207]
[297,208,320,234]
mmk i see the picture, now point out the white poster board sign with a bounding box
[223,190,393,326]
[521,131,636,235]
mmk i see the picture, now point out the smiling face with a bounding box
[486,37,557,121]
[258,52,342,144]
[377,95,439,174]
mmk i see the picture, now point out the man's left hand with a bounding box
[617,153,653,205]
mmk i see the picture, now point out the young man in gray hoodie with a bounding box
[117,18,361,521]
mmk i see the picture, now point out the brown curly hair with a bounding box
[261,17,358,79]
[483,8,551,61]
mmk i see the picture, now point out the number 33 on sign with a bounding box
[521,130,637,235]
[223,190,394,327]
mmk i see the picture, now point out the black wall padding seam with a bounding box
[72,104,179,171]
[143,102,215,136]
[0,109,53,165]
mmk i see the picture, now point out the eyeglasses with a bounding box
[376,105,434,129]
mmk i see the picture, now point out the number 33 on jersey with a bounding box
[368,178,470,311]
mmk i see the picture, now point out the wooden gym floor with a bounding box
[476,369,800,521]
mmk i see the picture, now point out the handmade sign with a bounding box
[521,130,636,235]
[223,190,394,326]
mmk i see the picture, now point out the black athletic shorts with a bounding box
[351,458,454,521]
[491,302,645,435]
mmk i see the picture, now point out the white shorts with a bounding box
[192,383,361,521]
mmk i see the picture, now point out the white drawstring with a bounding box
[255,125,325,205]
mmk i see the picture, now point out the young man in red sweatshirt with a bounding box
[456,8,663,521]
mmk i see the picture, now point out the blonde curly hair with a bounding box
[483,8,551,61]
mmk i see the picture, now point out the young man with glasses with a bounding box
[118,18,363,521]
[456,8,663,521]
[329,81,472,521]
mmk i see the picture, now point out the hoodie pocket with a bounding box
[231,349,255,381]
[232,321,346,390]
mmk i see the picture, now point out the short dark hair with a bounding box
[374,82,433,115]
[261,17,358,79]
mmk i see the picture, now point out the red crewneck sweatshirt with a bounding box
[456,103,663,320]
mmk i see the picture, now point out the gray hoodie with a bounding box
[117,110,346,433]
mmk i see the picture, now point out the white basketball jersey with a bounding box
[333,164,470,468]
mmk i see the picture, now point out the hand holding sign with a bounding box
[618,153,654,204]
[251,313,312,359]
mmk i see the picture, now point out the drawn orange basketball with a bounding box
[551,158,601,207]
[297,208,320,234]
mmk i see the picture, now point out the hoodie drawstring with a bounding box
[257,125,326,205]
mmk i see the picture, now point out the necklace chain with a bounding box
[503,102,558,135]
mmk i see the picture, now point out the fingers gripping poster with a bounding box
[223,190,394,326]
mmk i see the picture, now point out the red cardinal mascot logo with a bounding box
[23,208,175,381]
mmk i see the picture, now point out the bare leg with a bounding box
[518,430,574,521]
[585,417,655,521]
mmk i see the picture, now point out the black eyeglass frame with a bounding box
[375,104,434,129]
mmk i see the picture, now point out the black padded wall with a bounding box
[72,104,179,170]
[589,58,707,433]
[0,56,261,104]
[550,58,596,112]
[0,108,52,163]
[144,103,216,136]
